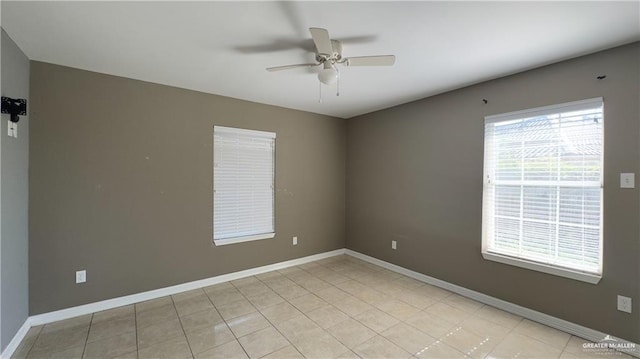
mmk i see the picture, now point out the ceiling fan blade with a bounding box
[344,55,396,67]
[309,27,333,56]
[338,35,378,44]
[266,63,320,72]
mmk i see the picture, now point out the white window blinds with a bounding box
[482,98,603,277]
[213,126,275,244]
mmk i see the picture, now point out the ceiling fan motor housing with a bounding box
[316,40,343,63]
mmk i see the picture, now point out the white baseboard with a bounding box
[0,248,345,359]
[3,247,637,359]
[345,249,640,358]
[0,319,31,359]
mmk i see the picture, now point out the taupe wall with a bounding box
[27,42,640,343]
[346,43,640,342]
[1,28,30,351]
[29,62,346,314]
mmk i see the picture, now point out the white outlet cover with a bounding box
[293,236,298,245]
[617,295,632,313]
[8,121,17,138]
[620,173,635,189]
[76,270,86,284]
[391,240,397,250]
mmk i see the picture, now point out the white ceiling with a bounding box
[2,1,639,119]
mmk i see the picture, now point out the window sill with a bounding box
[482,251,602,284]
[213,233,275,246]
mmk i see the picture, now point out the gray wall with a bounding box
[1,28,30,351]
[29,62,346,314]
[346,43,640,342]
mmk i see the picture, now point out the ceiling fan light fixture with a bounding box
[267,27,396,94]
[318,64,338,85]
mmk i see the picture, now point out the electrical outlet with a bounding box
[76,270,86,284]
[293,236,298,245]
[620,173,635,189]
[617,295,632,313]
[391,240,397,250]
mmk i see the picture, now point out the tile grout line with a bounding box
[308,257,474,357]
[16,255,600,359]
[20,325,43,359]
[201,284,254,358]
[205,282,278,358]
[253,269,342,359]
[332,258,422,356]
[466,316,518,359]
[80,313,94,359]
[203,288,249,358]
[247,257,496,358]
[306,257,392,356]
[559,334,574,356]
[294,262,372,355]
[255,268,322,355]
[228,277,296,358]
[170,295,196,359]
[282,266,568,355]
[321,261,424,357]
[259,284,326,358]
[260,259,358,357]
[133,303,139,359]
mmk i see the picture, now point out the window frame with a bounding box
[481,98,604,284]
[213,126,276,246]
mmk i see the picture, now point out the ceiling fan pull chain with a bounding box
[336,66,340,97]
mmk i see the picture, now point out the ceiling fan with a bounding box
[266,27,395,89]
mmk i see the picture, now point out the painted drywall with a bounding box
[346,42,640,342]
[29,62,346,314]
[0,28,30,351]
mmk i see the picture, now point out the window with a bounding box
[482,98,603,283]
[213,126,275,246]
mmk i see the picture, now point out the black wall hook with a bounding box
[482,99,488,104]
[597,75,607,80]
[1,97,27,123]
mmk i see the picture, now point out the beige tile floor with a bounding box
[11,255,632,359]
